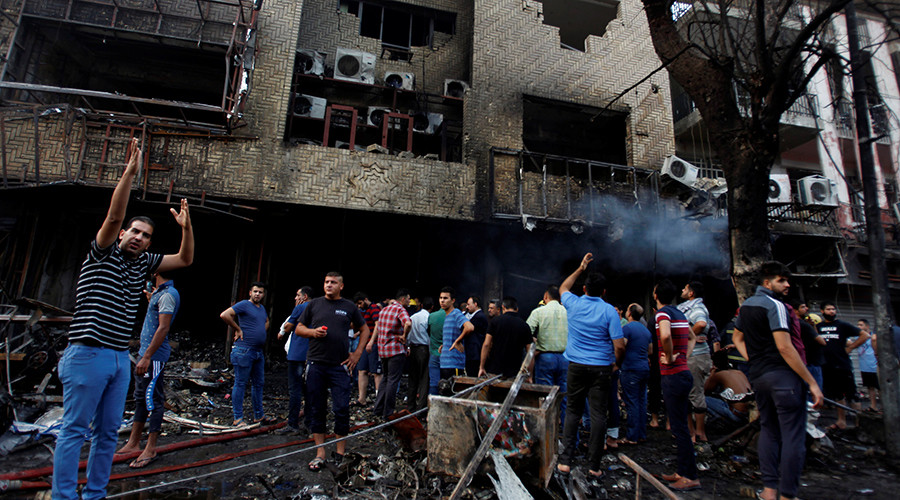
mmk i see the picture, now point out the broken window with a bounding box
[539,0,619,51]
[339,0,456,49]
[1,1,258,130]
[522,95,627,165]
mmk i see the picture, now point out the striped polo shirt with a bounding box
[655,305,691,376]
[68,239,162,350]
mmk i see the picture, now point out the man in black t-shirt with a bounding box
[463,296,489,376]
[296,272,369,471]
[477,297,533,378]
[817,301,868,430]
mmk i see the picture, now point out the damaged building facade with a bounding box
[669,3,900,320]
[0,0,692,341]
[1,0,896,345]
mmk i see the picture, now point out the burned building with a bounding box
[0,0,729,342]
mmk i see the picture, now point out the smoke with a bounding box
[589,190,731,278]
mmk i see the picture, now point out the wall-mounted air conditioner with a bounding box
[444,79,469,98]
[661,155,700,187]
[334,48,375,84]
[296,49,326,76]
[291,93,326,119]
[410,111,443,135]
[798,175,839,206]
[768,174,792,203]
[384,71,415,90]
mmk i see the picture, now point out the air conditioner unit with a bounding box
[661,155,700,187]
[296,49,326,76]
[768,174,792,203]
[384,71,415,90]
[798,175,839,206]
[291,93,326,119]
[410,110,443,135]
[334,48,376,84]
[444,79,469,98]
[367,107,399,128]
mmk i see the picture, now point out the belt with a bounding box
[539,350,564,354]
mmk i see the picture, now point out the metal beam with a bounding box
[0,82,225,113]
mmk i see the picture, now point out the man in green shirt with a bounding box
[526,285,568,422]
[427,307,446,395]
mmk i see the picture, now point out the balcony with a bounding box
[673,86,820,149]
[488,148,657,228]
[767,202,839,237]
[845,205,900,248]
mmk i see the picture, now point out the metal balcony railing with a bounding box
[488,147,658,227]
[767,202,837,228]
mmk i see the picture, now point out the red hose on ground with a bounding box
[5,420,385,492]
[0,422,285,482]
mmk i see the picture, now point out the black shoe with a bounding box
[276,425,302,436]
[330,451,345,466]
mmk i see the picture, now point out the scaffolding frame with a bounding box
[0,0,261,130]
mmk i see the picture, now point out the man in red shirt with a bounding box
[370,289,412,417]
[654,279,700,491]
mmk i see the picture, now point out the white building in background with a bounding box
[669,5,900,319]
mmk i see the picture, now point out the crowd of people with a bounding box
[51,137,888,500]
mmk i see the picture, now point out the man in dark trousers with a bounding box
[653,279,700,491]
[734,262,823,500]
[476,297,533,378]
[817,301,868,430]
[53,138,194,500]
[296,272,370,471]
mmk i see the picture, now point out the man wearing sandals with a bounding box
[733,262,824,500]
[116,270,180,469]
[653,279,700,491]
[221,282,271,427]
[53,138,194,500]
[556,253,625,481]
[296,272,370,471]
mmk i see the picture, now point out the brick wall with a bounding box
[466,0,674,216]
[0,0,672,225]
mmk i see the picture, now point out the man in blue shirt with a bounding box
[619,303,652,443]
[439,287,473,380]
[278,286,313,434]
[116,271,180,468]
[557,253,625,478]
[220,281,270,427]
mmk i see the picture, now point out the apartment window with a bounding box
[522,95,627,165]
[339,0,456,49]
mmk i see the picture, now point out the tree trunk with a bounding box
[715,128,778,302]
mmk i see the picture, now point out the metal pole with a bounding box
[845,1,900,457]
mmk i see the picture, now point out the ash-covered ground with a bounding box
[2,333,898,499]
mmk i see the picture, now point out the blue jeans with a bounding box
[534,352,567,426]
[231,345,265,421]
[754,369,807,498]
[706,396,745,426]
[620,369,649,441]
[287,360,307,428]
[662,370,697,480]
[428,354,441,395]
[807,364,823,402]
[306,362,352,435]
[52,345,130,500]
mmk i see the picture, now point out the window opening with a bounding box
[523,95,627,165]
[340,0,455,49]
